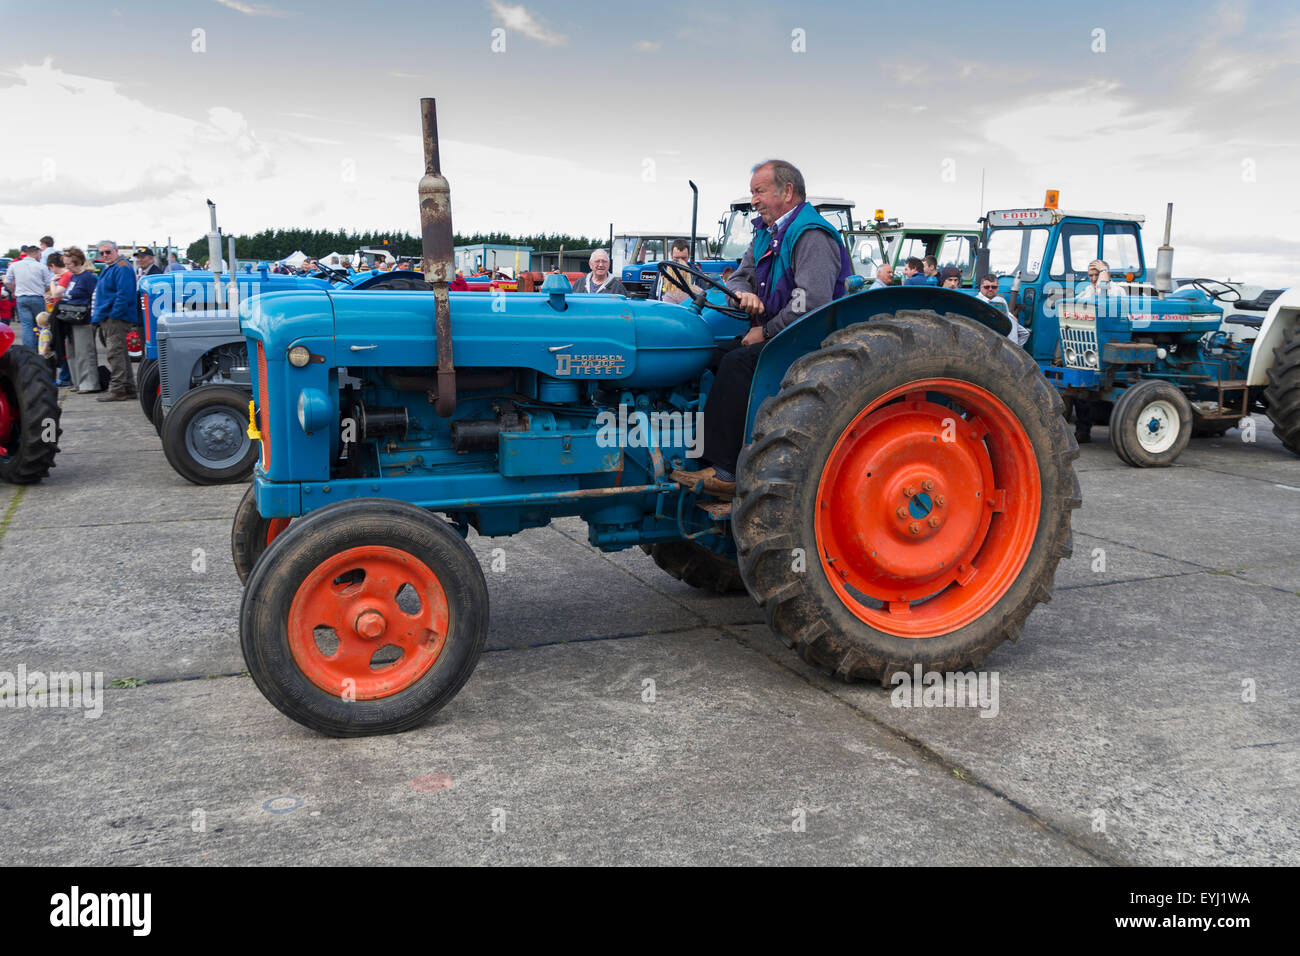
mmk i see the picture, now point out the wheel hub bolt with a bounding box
[934,495,945,508]
[355,609,386,639]
[902,485,916,498]
[908,522,921,535]
[896,506,908,518]
[928,517,940,528]
[921,480,934,491]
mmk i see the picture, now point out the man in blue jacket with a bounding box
[91,240,138,401]
[672,159,851,500]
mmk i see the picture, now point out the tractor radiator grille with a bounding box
[157,336,172,405]
[1060,322,1099,370]
[256,342,270,473]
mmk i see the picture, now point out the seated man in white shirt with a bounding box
[975,274,1030,347]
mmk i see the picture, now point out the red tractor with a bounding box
[0,324,60,483]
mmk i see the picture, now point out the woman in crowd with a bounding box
[58,247,101,393]
[45,252,74,386]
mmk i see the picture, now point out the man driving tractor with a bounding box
[672,159,852,499]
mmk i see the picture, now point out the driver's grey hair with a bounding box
[589,248,610,264]
[97,240,117,251]
[752,159,806,200]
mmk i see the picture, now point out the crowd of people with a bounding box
[2,238,167,397]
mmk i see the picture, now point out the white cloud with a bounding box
[487,1,566,46]
[212,0,288,16]
[636,41,662,53]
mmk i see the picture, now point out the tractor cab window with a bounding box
[818,207,853,234]
[611,236,638,272]
[718,211,756,260]
[1102,223,1143,277]
[937,234,975,280]
[636,239,666,264]
[1049,222,1101,281]
[986,227,1049,281]
[893,236,931,264]
[851,234,885,275]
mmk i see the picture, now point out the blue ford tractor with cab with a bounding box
[976,199,1300,466]
[233,99,1082,737]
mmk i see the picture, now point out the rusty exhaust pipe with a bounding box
[419,97,457,417]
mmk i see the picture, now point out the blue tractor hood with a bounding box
[241,288,718,389]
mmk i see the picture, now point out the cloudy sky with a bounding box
[1,0,1298,284]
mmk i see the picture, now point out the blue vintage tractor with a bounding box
[977,201,1300,466]
[233,99,1081,737]
[139,267,426,483]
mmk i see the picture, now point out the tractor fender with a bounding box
[743,286,1012,442]
[1246,285,1300,387]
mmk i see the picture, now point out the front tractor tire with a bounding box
[240,498,489,737]
[161,383,258,484]
[0,345,61,484]
[231,483,292,585]
[1109,379,1192,467]
[1263,320,1300,456]
[641,540,745,593]
[733,312,1079,682]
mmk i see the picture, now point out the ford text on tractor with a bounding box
[977,197,1300,466]
[234,99,1080,737]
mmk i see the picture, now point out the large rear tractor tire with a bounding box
[1109,379,1192,467]
[1263,321,1300,456]
[161,383,258,484]
[232,483,292,585]
[0,345,61,484]
[733,311,1079,682]
[136,359,159,419]
[640,540,745,593]
[240,498,489,737]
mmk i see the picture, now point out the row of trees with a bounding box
[183,229,605,263]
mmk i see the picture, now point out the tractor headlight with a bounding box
[1063,346,1078,366]
[297,388,331,434]
[287,345,311,368]
[1084,348,1099,368]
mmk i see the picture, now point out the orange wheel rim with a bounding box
[814,378,1041,638]
[287,545,450,699]
[266,517,290,546]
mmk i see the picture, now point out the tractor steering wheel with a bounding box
[656,261,751,320]
[1188,278,1242,303]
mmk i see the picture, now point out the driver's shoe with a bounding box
[670,466,736,499]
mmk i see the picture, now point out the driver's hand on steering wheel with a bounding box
[736,291,765,316]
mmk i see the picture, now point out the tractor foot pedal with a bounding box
[697,499,733,520]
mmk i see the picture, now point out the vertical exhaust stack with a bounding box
[206,199,224,307]
[418,97,457,417]
[1154,202,1174,297]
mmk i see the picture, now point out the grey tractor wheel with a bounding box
[161,383,258,484]
[232,483,292,585]
[1109,379,1192,467]
[0,345,61,484]
[137,359,159,419]
[240,497,489,737]
[640,540,745,593]
[732,311,1080,683]
[1263,321,1300,456]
